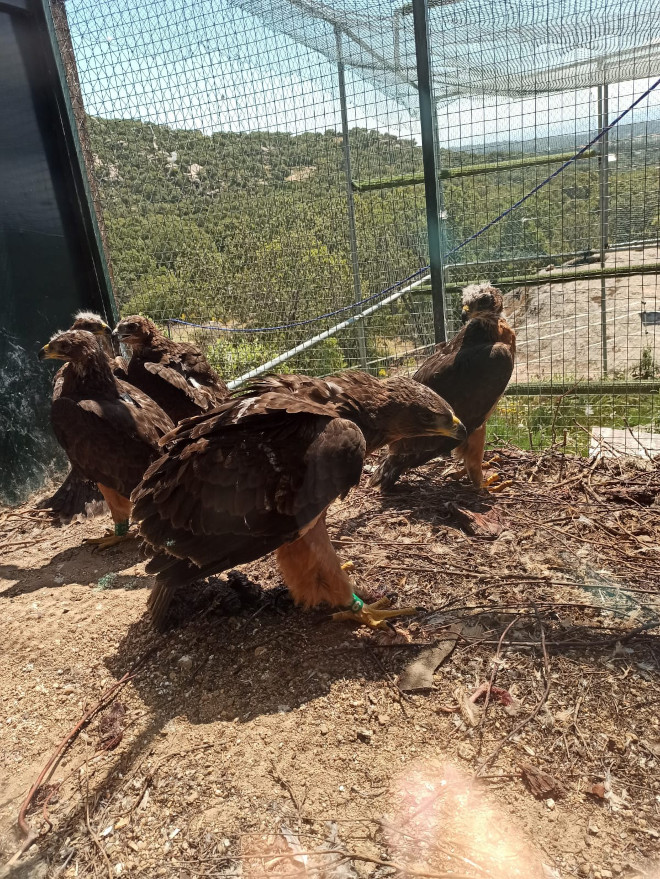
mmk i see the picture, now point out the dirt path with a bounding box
[1,451,659,878]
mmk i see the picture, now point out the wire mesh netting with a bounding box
[56,0,660,453]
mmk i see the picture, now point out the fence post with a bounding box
[335,25,368,370]
[598,82,609,377]
[412,0,446,343]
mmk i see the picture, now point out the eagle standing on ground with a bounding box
[39,312,129,521]
[113,315,229,423]
[38,330,174,548]
[131,372,466,629]
[370,283,515,491]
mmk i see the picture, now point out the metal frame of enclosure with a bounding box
[45,0,660,453]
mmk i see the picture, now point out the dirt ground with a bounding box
[1,450,659,879]
[504,246,660,382]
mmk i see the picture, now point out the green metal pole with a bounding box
[335,25,368,370]
[412,0,446,342]
[598,83,609,377]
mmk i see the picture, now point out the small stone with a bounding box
[254,646,267,657]
[546,798,555,810]
[356,729,372,743]
[62,684,76,695]
[186,791,199,804]
[178,656,193,671]
[601,871,612,879]
[378,714,390,726]
[611,864,622,875]
[319,724,329,735]
[457,742,475,760]
[589,823,600,835]
[578,864,590,877]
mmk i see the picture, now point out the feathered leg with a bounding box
[84,484,134,549]
[276,513,416,629]
[457,425,510,491]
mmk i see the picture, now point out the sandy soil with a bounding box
[504,246,660,382]
[1,450,659,879]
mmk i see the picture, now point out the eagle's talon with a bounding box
[482,472,501,487]
[486,478,512,493]
[84,522,134,551]
[83,533,132,551]
[331,598,417,629]
[340,561,355,572]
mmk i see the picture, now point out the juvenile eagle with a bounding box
[131,372,466,628]
[113,315,229,423]
[38,330,174,548]
[370,283,515,491]
[40,312,129,522]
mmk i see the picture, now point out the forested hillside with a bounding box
[87,115,660,376]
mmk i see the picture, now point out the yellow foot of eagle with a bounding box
[482,472,513,493]
[83,521,133,551]
[331,595,417,630]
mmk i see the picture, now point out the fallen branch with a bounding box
[7,651,154,866]
[475,609,551,777]
[83,775,113,879]
[207,848,476,879]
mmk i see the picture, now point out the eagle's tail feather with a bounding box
[38,470,103,521]
[147,581,174,631]
[369,457,405,492]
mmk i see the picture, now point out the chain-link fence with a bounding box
[56,0,660,452]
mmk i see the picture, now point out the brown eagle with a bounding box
[40,312,129,522]
[131,372,466,628]
[370,283,515,491]
[38,330,174,548]
[113,315,229,423]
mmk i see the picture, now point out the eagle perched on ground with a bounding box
[131,372,466,628]
[113,315,229,423]
[39,312,129,522]
[38,330,174,548]
[370,283,515,491]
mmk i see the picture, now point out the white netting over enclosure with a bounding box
[57,0,660,452]
[234,0,660,105]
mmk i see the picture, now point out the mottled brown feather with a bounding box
[41,315,132,520]
[132,372,461,627]
[43,331,174,508]
[371,287,515,490]
[115,315,229,423]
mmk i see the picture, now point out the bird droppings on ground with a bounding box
[1,448,659,878]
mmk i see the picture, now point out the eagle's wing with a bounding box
[142,359,214,408]
[372,322,515,489]
[51,385,173,498]
[132,394,366,590]
[111,356,130,382]
[175,344,229,399]
[414,324,514,432]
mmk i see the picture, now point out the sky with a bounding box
[64,0,660,148]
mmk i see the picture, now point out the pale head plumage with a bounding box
[461,282,504,322]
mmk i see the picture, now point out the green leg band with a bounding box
[343,593,364,612]
[114,520,129,537]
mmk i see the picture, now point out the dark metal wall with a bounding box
[0,0,115,504]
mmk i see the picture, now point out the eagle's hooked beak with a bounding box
[461,304,471,324]
[446,415,468,442]
[95,323,112,337]
[112,328,130,342]
[38,343,61,361]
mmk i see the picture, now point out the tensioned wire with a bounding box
[167,75,660,335]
